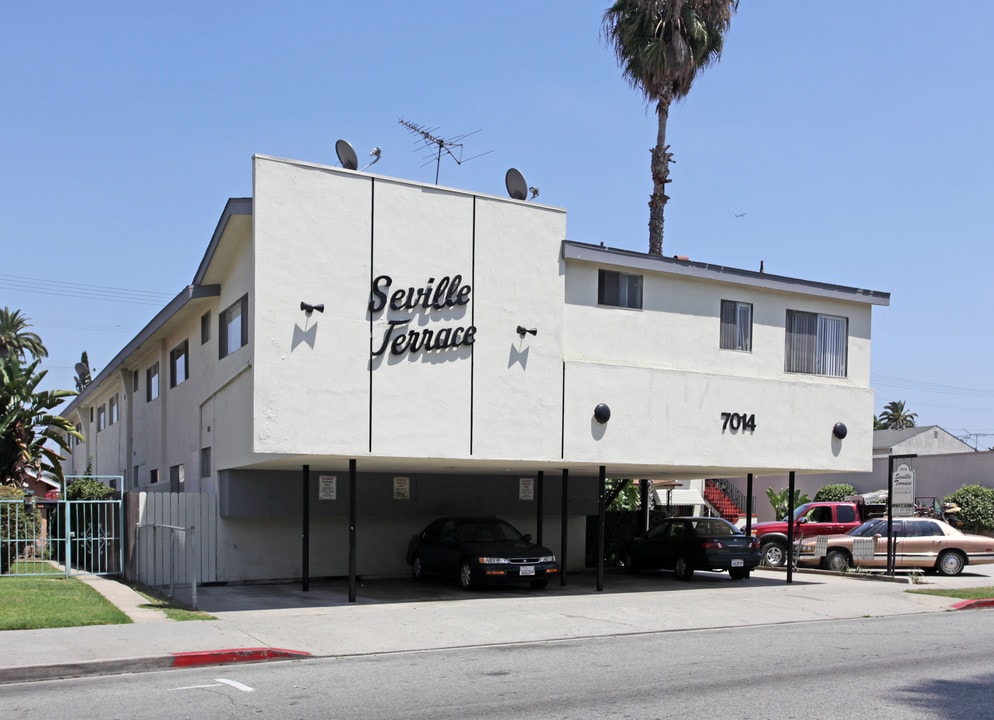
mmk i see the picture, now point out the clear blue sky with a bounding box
[3,2,993,445]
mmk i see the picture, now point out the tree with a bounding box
[1,357,79,488]
[602,0,738,255]
[0,307,48,361]
[877,400,917,429]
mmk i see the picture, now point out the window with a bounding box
[146,362,160,401]
[597,269,643,309]
[74,423,84,447]
[132,370,139,392]
[170,340,189,387]
[108,394,119,425]
[219,295,248,358]
[170,464,185,492]
[200,447,212,478]
[201,311,211,344]
[720,300,753,351]
[97,405,106,431]
[784,310,848,377]
[133,466,139,490]
[150,468,159,484]
[837,505,856,523]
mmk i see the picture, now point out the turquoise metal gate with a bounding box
[0,495,123,577]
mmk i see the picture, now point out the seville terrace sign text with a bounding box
[368,274,477,357]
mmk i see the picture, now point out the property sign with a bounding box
[393,477,411,500]
[892,463,916,516]
[318,475,337,500]
[519,477,534,501]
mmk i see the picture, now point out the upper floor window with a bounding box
[720,300,753,352]
[108,394,119,425]
[220,295,248,359]
[170,340,189,387]
[146,362,160,401]
[598,269,642,309]
[201,311,211,344]
[785,310,848,377]
[97,404,107,432]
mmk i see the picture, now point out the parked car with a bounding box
[621,516,761,581]
[405,516,558,590]
[796,517,994,576]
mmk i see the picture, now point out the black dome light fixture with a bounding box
[593,403,612,424]
[833,422,848,440]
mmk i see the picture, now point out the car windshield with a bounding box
[456,520,525,543]
[848,519,887,537]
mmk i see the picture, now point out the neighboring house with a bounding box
[60,154,890,584]
[873,426,974,457]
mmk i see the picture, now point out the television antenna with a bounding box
[398,118,492,184]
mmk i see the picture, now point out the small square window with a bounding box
[785,310,848,377]
[598,270,642,309]
[150,468,159,484]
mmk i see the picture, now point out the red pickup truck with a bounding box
[751,501,869,567]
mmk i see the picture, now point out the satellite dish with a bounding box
[74,362,91,382]
[336,139,358,170]
[505,168,528,200]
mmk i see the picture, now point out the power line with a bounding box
[871,373,994,399]
[0,274,173,306]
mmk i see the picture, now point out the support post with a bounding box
[597,465,606,592]
[302,464,310,592]
[745,473,754,537]
[536,471,544,545]
[349,459,357,603]
[560,469,569,586]
[639,478,651,532]
[786,471,796,584]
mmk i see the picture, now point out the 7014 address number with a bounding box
[721,412,756,433]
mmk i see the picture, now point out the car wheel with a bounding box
[530,579,549,590]
[761,541,786,567]
[411,555,425,582]
[729,568,750,580]
[459,561,477,590]
[622,552,636,574]
[825,549,851,573]
[674,556,694,581]
[936,550,965,576]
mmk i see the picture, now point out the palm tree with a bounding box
[602,0,738,255]
[878,400,918,430]
[0,307,47,361]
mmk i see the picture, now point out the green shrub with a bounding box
[944,485,994,534]
[815,484,858,502]
[65,477,116,500]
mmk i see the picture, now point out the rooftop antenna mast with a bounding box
[398,118,492,184]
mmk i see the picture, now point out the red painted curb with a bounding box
[950,598,994,611]
[171,647,312,667]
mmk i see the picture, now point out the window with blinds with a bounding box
[785,310,848,377]
[720,300,753,351]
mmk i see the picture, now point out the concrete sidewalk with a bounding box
[1,567,988,685]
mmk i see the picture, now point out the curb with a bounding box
[950,598,994,610]
[0,648,312,686]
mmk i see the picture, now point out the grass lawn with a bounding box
[0,575,131,631]
[908,586,994,601]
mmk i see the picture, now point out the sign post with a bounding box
[887,454,917,576]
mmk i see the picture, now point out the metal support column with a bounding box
[639,478,650,532]
[597,465,606,592]
[536,471,544,545]
[745,473,754,537]
[349,458,357,603]
[786,471,796,584]
[302,464,310,592]
[560,469,569,587]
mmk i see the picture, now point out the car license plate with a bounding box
[731,559,744,567]
[520,566,535,576]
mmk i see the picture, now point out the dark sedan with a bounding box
[406,516,559,590]
[621,516,761,580]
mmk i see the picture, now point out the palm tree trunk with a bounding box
[648,94,673,256]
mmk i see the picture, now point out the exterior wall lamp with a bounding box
[300,302,325,316]
[833,422,848,439]
[593,403,611,424]
[516,326,537,337]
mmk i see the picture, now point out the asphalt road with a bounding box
[2,609,992,719]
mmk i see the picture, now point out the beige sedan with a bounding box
[797,517,994,576]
